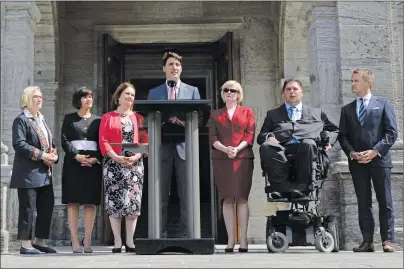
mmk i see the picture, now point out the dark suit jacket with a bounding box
[208,106,256,159]
[257,104,339,145]
[10,112,58,189]
[147,82,201,145]
[338,95,398,167]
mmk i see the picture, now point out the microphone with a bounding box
[320,130,329,141]
[167,80,176,88]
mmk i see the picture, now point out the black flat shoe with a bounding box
[224,248,234,253]
[238,248,248,253]
[32,244,57,253]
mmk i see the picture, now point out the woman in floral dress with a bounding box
[99,82,148,253]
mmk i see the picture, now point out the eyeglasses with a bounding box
[33,95,44,100]
[223,88,238,93]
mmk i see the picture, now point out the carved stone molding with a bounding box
[5,1,41,32]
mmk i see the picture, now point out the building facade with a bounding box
[1,1,403,251]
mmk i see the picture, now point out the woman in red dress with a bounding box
[208,80,256,253]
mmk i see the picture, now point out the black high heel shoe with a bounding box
[224,248,234,253]
[125,244,136,253]
[238,247,248,253]
[112,245,122,253]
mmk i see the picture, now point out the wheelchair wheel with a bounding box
[266,232,288,253]
[315,231,334,253]
[326,219,340,252]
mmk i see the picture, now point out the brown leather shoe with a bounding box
[353,242,375,252]
[383,241,395,252]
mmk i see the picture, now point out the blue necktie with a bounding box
[288,106,296,121]
[287,106,299,144]
[358,98,367,125]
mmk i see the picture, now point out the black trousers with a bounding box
[17,184,55,240]
[350,163,394,243]
[259,139,318,185]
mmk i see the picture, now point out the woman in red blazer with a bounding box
[99,82,148,253]
[208,80,256,253]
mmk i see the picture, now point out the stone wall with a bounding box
[337,1,403,135]
[1,1,41,162]
[281,2,310,103]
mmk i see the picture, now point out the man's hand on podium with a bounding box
[168,116,185,127]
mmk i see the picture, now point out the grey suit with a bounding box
[148,81,200,237]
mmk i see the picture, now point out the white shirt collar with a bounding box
[285,102,303,111]
[23,108,44,121]
[356,92,372,101]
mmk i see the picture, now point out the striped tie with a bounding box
[358,98,367,124]
[288,106,298,121]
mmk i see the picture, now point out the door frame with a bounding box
[94,23,242,244]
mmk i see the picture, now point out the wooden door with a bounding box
[102,34,126,113]
[212,32,241,243]
[101,33,126,245]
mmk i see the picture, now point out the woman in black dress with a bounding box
[61,87,102,253]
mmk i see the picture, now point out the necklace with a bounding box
[116,110,129,118]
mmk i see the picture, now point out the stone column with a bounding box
[305,2,342,161]
[2,1,40,161]
[304,2,344,245]
[1,143,12,253]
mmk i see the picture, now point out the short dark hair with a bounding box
[111,82,136,110]
[282,78,304,92]
[162,51,182,66]
[72,86,93,109]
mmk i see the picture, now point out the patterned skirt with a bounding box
[103,153,144,217]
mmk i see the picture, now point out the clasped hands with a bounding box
[75,154,99,167]
[112,153,141,167]
[225,146,238,159]
[351,150,378,164]
[41,151,58,167]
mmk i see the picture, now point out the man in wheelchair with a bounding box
[257,79,339,199]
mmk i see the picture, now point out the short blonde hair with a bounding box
[20,86,41,109]
[220,80,244,104]
[353,68,374,88]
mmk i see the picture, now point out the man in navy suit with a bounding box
[148,52,200,238]
[338,68,398,252]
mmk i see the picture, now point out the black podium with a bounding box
[115,100,214,254]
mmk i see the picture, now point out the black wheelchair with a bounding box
[263,132,339,253]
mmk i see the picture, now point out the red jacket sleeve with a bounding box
[242,108,256,145]
[99,113,112,156]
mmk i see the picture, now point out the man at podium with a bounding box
[147,52,201,238]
